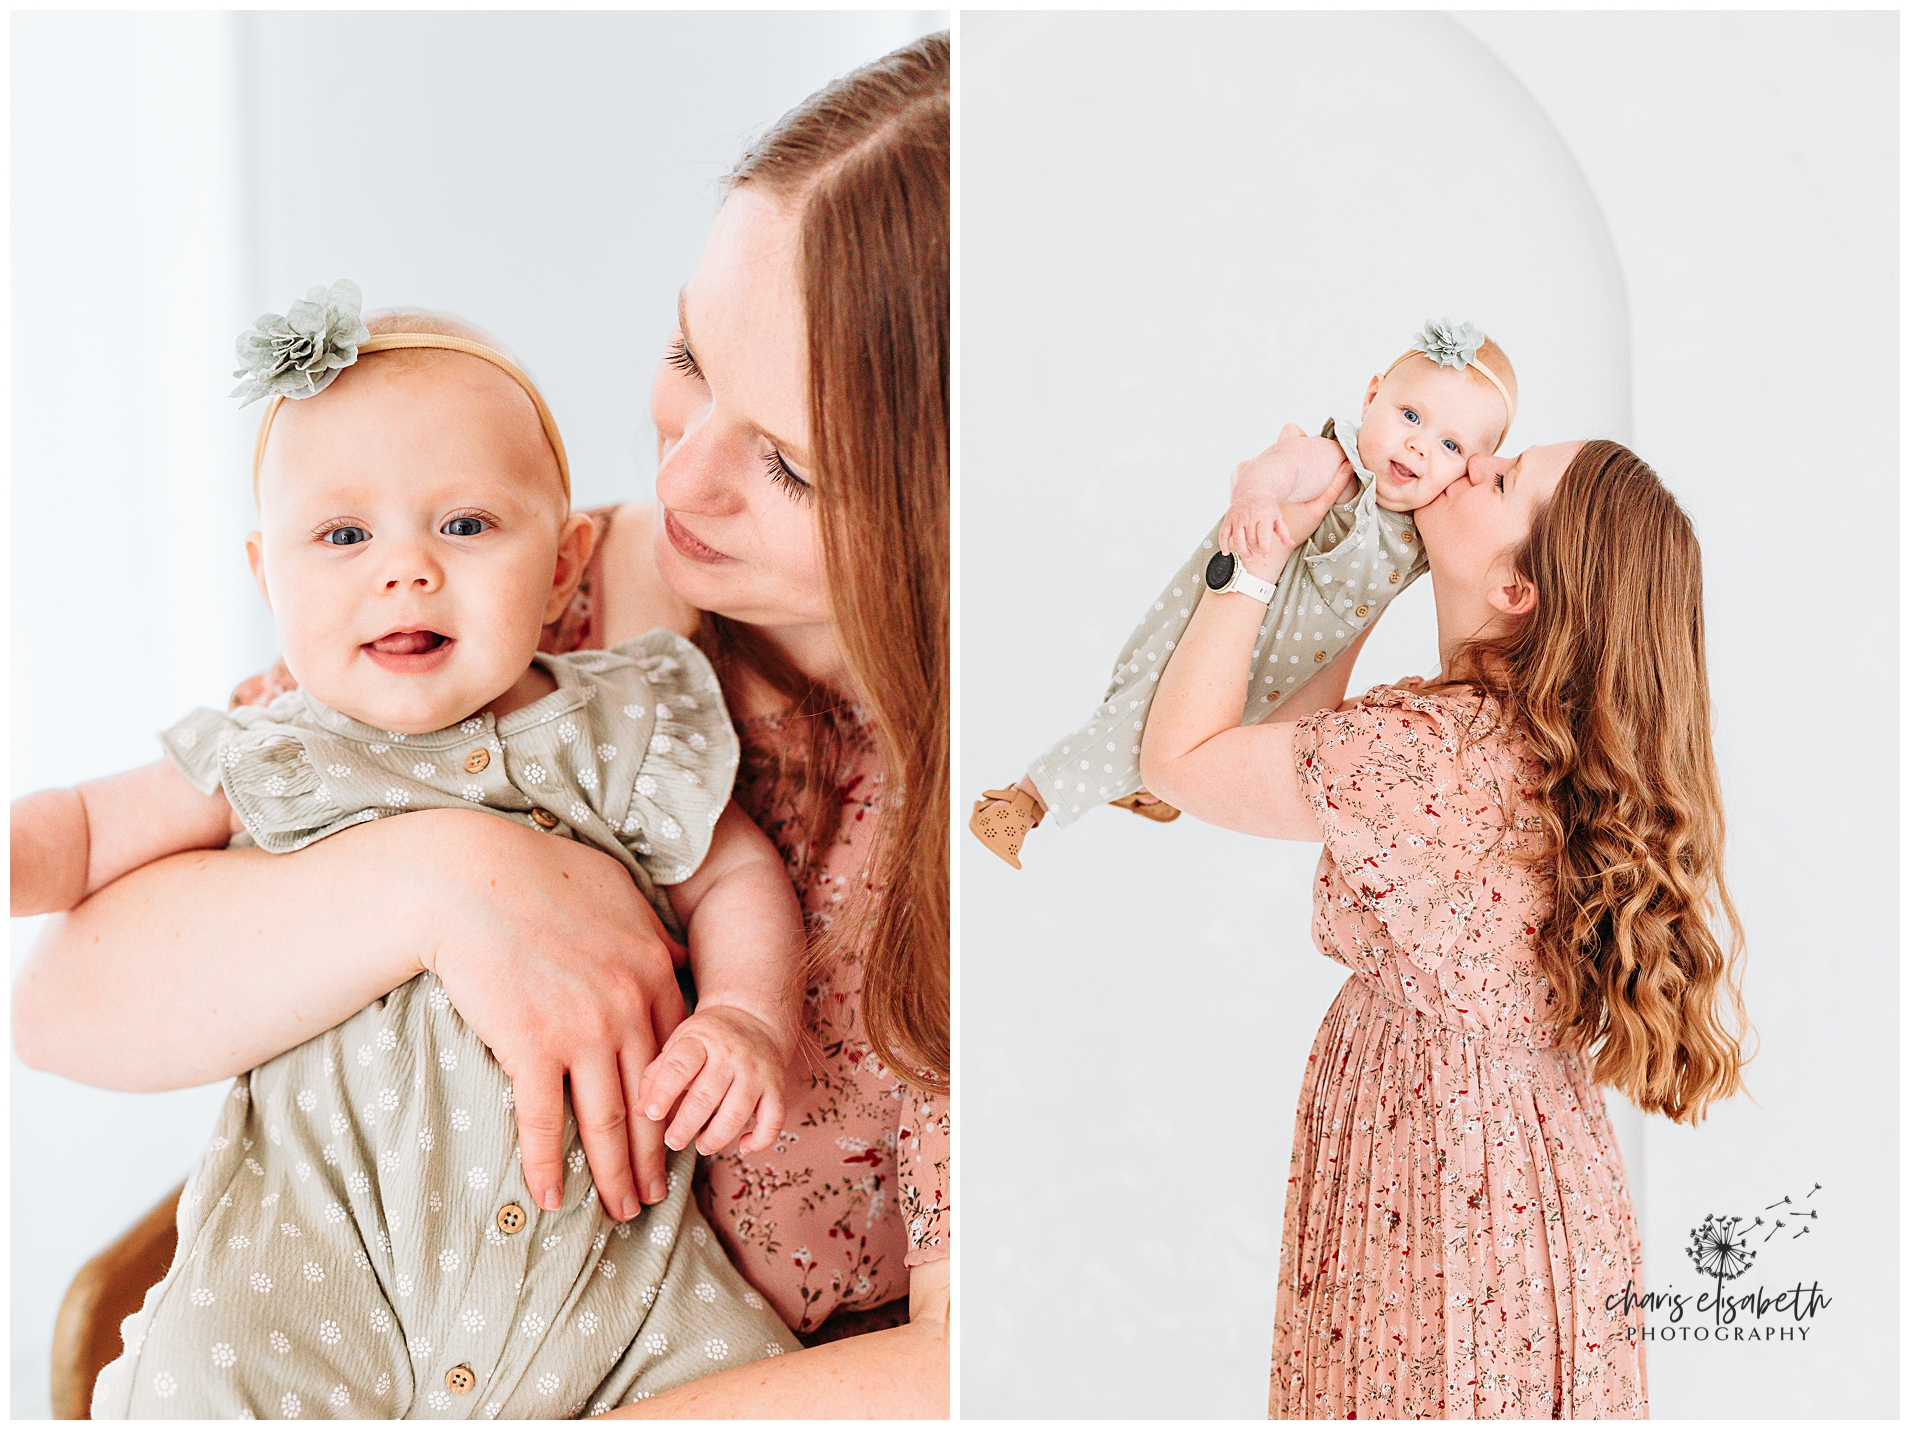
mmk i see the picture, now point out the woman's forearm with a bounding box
[12,813,453,1091]
[610,1262,950,1419]
[1140,581,1273,796]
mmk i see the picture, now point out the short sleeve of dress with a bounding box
[159,698,349,851]
[577,629,740,886]
[1291,686,1507,974]
[159,707,246,795]
[897,1088,950,1268]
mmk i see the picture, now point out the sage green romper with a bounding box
[1026,417,1430,825]
[92,631,800,1419]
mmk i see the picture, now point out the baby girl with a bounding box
[11,283,803,1415]
[970,320,1518,866]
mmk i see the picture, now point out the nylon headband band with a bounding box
[250,333,571,503]
[1382,348,1515,454]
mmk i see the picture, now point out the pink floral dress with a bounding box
[1274,685,1646,1419]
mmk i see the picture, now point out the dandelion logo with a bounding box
[1686,1213,1757,1323]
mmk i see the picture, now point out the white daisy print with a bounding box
[302,1262,324,1283]
[152,1371,178,1398]
[412,761,437,779]
[280,1391,302,1418]
[643,1331,669,1355]
[191,1287,216,1307]
[596,743,617,762]
[318,1319,341,1345]
[451,1108,472,1132]
[520,1312,548,1339]
[576,1308,601,1337]
[536,1374,562,1396]
[622,703,645,719]
[460,1307,486,1333]
[250,1272,273,1294]
[461,783,485,802]
[210,1342,236,1367]
[523,761,548,784]
[269,1330,291,1354]
[704,1337,731,1360]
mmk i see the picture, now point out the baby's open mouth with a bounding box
[364,629,455,671]
[1389,460,1419,483]
[369,630,448,655]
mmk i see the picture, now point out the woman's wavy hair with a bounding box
[695,33,948,1094]
[1431,440,1750,1124]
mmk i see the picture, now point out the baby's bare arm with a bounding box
[646,801,805,1153]
[11,761,237,917]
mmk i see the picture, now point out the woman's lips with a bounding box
[363,629,454,674]
[663,508,732,564]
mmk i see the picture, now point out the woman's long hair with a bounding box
[1432,440,1749,1124]
[697,33,948,1093]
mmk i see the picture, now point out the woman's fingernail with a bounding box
[647,1177,667,1203]
[644,1104,662,1120]
[542,1185,562,1211]
[620,1194,640,1220]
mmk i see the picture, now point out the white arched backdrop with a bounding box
[959,10,1895,1418]
[7,10,945,1415]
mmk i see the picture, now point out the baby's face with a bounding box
[248,355,570,734]
[1356,356,1507,512]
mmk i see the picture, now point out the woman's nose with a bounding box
[655,410,742,516]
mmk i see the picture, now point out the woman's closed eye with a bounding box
[666,334,704,381]
[762,448,812,501]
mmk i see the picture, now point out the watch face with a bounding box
[1204,550,1235,591]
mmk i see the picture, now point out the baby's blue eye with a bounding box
[324,526,370,546]
[1402,408,1419,424]
[442,516,487,537]
[1443,439,1460,454]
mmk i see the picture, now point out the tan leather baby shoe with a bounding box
[1109,791,1181,822]
[969,786,1044,869]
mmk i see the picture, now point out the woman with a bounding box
[14,33,948,1417]
[1141,438,1748,1417]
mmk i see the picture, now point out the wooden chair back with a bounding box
[49,1184,182,1419]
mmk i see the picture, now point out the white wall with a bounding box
[8,11,943,1418]
[959,10,1895,1418]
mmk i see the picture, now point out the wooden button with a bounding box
[1355,604,1370,617]
[1313,651,1328,663]
[1388,571,1402,584]
[464,748,490,773]
[496,1203,527,1234]
[530,807,559,829]
[445,1365,476,1395]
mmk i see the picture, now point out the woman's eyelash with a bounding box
[762,449,812,501]
[666,335,702,378]
[1495,474,1506,492]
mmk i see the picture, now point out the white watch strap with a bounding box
[1224,561,1277,604]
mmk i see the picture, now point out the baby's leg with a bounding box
[90,1074,411,1419]
[505,1166,800,1415]
[1022,522,1222,826]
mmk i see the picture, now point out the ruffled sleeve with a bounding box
[159,707,245,795]
[897,1087,950,1268]
[158,697,349,852]
[1291,686,1514,986]
[578,629,740,887]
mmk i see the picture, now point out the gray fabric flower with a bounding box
[231,280,370,407]
[1409,318,1485,370]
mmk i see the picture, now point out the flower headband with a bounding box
[233,280,570,502]
[1380,318,1515,453]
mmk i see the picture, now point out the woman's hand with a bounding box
[13,806,688,1221]
[418,813,690,1221]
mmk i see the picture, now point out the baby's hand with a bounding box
[1220,424,1350,562]
[637,1004,789,1157]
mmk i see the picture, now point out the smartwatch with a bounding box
[1204,550,1277,605]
